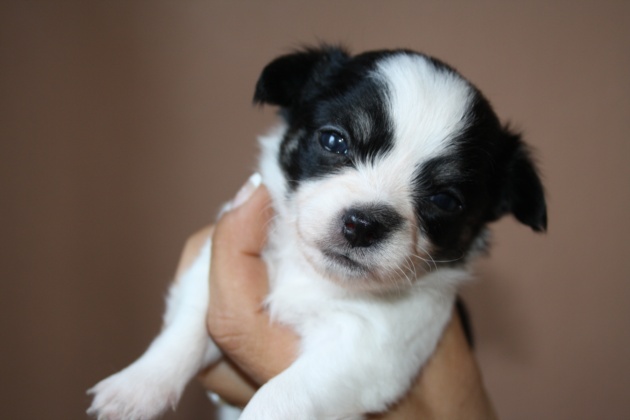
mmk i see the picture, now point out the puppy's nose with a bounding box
[342,208,389,248]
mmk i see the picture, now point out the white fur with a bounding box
[376,54,474,163]
[88,55,475,419]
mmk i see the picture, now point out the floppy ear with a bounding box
[497,130,548,232]
[253,45,350,108]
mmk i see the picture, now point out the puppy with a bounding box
[88,46,546,420]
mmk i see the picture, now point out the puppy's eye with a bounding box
[429,193,463,213]
[319,131,348,155]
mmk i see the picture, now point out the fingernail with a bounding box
[207,391,226,406]
[231,173,262,209]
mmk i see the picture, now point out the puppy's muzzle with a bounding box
[341,205,403,248]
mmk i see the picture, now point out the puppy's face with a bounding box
[255,47,546,292]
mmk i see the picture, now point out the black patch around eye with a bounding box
[412,154,482,263]
[430,192,463,213]
[276,54,396,189]
[279,126,353,190]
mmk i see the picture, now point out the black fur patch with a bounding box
[255,47,403,188]
[412,92,546,263]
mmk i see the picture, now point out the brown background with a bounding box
[1,1,629,419]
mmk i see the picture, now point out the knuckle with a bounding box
[207,308,248,352]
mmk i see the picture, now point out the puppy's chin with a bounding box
[297,240,425,294]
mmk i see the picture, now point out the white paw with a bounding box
[239,386,313,420]
[87,363,183,420]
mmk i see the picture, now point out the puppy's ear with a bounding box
[496,130,548,232]
[253,45,350,108]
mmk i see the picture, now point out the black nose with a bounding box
[342,208,390,248]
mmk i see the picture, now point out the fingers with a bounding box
[207,179,299,385]
[210,182,274,310]
[419,313,496,420]
[197,359,256,407]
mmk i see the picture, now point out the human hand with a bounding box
[179,176,496,418]
[175,178,297,407]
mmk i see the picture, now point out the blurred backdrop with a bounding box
[1,1,629,419]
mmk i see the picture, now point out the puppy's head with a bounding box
[255,46,546,292]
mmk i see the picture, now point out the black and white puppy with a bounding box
[88,46,546,420]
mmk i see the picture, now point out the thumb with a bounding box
[207,176,298,384]
[210,175,273,308]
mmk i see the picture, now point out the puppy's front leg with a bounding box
[240,308,449,420]
[239,353,364,420]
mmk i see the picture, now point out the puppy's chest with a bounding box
[263,255,347,330]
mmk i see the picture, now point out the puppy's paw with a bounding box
[240,400,361,420]
[87,364,183,420]
[239,387,312,420]
[239,399,292,420]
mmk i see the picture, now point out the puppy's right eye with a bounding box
[319,131,348,156]
[429,192,463,213]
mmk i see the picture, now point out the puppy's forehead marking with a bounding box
[374,54,474,166]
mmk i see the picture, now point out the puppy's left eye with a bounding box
[430,193,463,213]
[319,131,348,155]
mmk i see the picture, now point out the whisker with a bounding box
[409,251,466,266]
